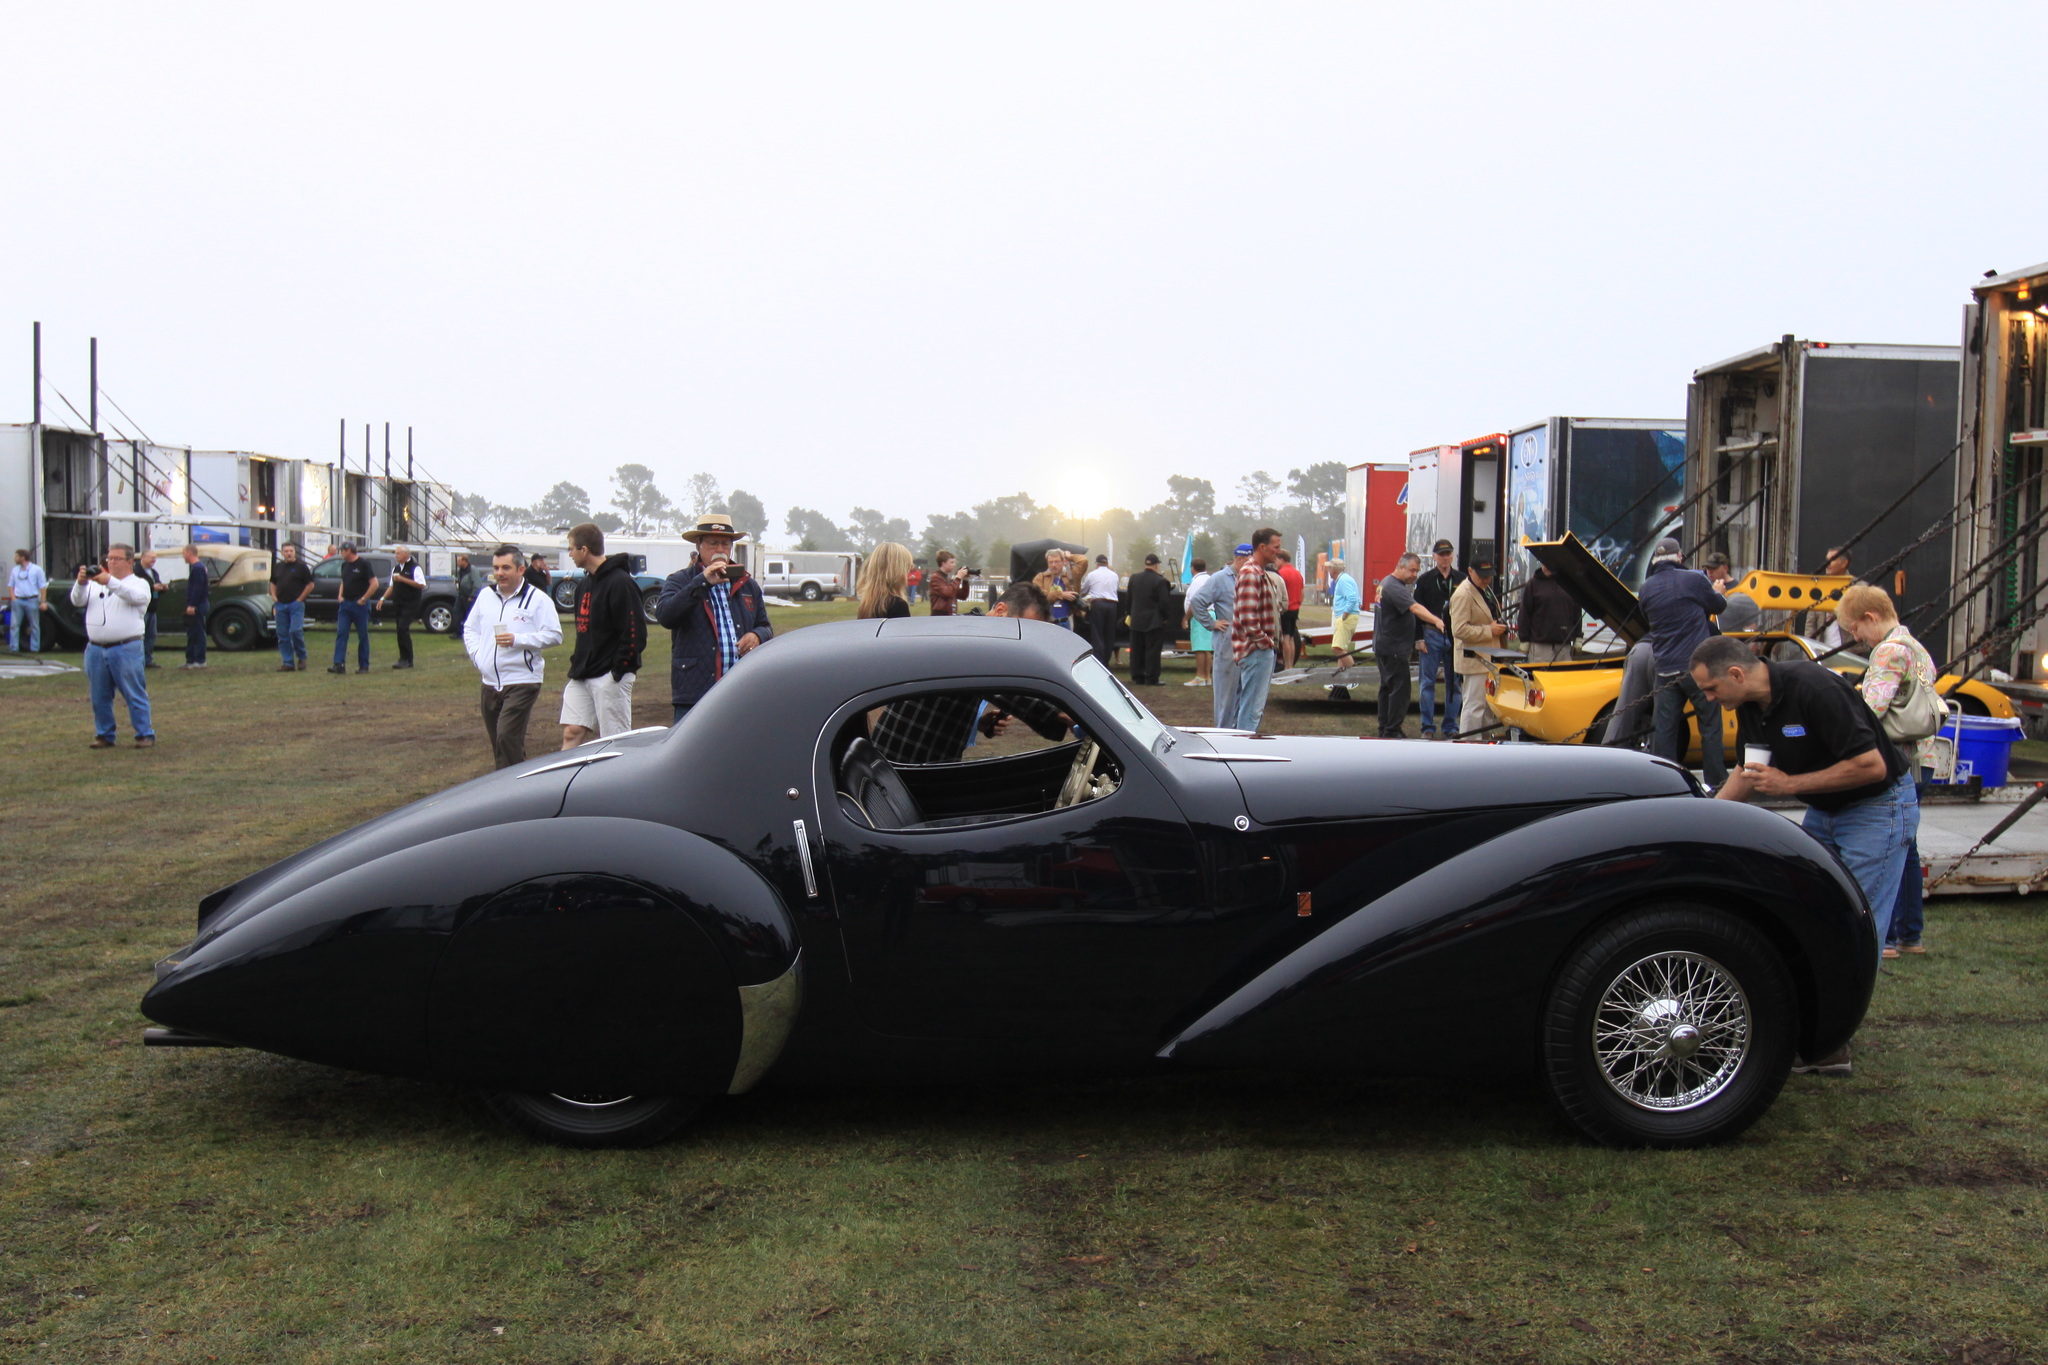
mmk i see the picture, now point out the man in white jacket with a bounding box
[465,545,564,769]
[70,543,156,748]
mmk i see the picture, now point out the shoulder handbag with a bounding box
[1880,660,1945,744]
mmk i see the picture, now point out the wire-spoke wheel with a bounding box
[482,1090,708,1148]
[1543,904,1793,1148]
[1593,951,1749,1110]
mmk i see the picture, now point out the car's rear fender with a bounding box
[146,817,798,1091]
[1159,797,1873,1075]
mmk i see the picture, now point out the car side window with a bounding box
[313,559,341,579]
[831,687,1123,832]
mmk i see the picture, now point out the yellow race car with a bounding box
[1483,535,2015,760]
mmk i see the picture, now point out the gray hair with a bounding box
[1396,551,1422,569]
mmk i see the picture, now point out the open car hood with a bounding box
[1525,533,1648,647]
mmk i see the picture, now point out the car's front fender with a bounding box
[1160,796,1873,1075]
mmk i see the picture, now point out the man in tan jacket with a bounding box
[1450,551,1510,739]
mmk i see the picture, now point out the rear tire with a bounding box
[208,607,258,651]
[800,582,822,602]
[1585,701,1616,746]
[1542,904,1793,1148]
[482,1090,708,1148]
[641,587,661,623]
[423,602,454,634]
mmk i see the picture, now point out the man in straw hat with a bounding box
[653,512,775,725]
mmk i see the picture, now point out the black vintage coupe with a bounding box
[143,617,1876,1148]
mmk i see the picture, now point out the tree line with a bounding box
[453,462,1348,575]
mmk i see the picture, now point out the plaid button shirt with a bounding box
[872,692,1072,765]
[1232,563,1278,661]
[707,582,739,673]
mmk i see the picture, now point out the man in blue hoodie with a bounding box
[1638,537,1728,787]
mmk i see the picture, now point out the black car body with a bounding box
[143,617,1876,1148]
[303,552,461,634]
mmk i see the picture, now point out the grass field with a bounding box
[2,607,2044,1364]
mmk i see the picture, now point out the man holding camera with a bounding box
[926,550,972,616]
[654,513,774,725]
[70,544,156,748]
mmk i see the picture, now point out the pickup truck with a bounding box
[303,552,461,634]
[754,553,851,601]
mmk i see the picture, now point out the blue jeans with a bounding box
[1211,641,1241,727]
[1800,773,1919,965]
[1655,669,1726,787]
[1889,772,1929,946]
[1418,627,1460,735]
[1234,648,1275,732]
[86,639,153,741]
[7,601,38,652]
[275,600,306,664]
[334,602,372,668]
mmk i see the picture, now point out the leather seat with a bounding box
[837,737,924,830]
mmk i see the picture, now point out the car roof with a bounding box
[676,616,1093,746]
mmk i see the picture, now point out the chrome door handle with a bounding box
[793,819,818,898]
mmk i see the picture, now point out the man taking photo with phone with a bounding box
[70,545,155,748]
[654,513,774,725]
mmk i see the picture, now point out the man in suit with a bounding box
[1125,553,1172,685]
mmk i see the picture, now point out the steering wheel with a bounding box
[1055,739,1101,809]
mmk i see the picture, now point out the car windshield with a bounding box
[1070,656,1171,754]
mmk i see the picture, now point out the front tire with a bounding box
[800,582,822,602]
[423,602,454,634]
[1542,904,1793,1148]
[482,1090,708,1148]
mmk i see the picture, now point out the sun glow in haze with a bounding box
[1057,470,1109,520]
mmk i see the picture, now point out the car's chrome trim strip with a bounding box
[793,819,818,897]
[1183,753,1294,763]
[729,954,803,1094]
[1177,726,1256,736]
[516,751,622,778]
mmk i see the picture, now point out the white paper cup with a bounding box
[1744,745,1773,769]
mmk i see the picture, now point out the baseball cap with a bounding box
[1234,543,1254,556]
[1143,553,1160,565]
[1432,539,1454,555]
[1470,552,1497,576]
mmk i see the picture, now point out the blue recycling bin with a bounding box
[1932,714,2025,788]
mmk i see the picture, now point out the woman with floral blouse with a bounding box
[1836,583,1935,957]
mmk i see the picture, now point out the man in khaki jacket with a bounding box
[1450,551,1509,739]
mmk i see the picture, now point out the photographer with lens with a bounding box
[925,550,973,617]
[70,544,156,748]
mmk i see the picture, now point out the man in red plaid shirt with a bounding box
[1231,527,1284,731]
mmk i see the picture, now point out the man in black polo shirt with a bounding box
[1412,539,1462,738]
[1691,635,1918,1076]
[328,543,379,674]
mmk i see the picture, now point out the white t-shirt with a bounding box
[69,572,151,643]
[1081,566,1120,601]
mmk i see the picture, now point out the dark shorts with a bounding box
[1280,609,1300,642]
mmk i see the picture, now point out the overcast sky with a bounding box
[7,3,2046,535]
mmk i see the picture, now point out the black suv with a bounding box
[304,552,461,634]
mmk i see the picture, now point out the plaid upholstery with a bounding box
[872,691,1072,766]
